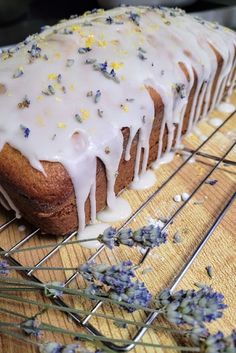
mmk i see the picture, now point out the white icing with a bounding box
[0,6,235,232]
[208,117,223,127]
[77,222,109,249]
[0,185,21,218]
[217,102,235,114]
[193,126,207,142]
[152,151,175,170]
[129,169,156,190]
[97,196,131,222]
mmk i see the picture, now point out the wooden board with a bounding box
[0,92,235,353]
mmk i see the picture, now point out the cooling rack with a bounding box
[0,105,235,352]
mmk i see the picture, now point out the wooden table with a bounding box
[0,93,235,353]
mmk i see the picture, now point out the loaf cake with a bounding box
[0,6,235,235]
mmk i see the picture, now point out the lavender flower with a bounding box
[21,317,42,338]
[0,260,9,276]
[20,124,31,138]
[44,282,64,297]
[110,281,152,312]
[200,330,236,353]
[129,12,140,26]
[39,343,102,353]
[80,261,134,294]
[155,287,227,326]
[99,225,167,249]
[28,43,41,59]
[93,62,120,83]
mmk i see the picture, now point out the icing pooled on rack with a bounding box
[0,6,235,231]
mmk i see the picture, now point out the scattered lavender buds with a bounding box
[155,286,227,326]
[39,343,81,353]
[13,67,24,78]
[44,282,64,297]
[42,85,55,96]
[28,43,41,59]
[98,225,167,250]
[20,124,30,138]
[94,90,101,103]
[21,317,42,338]
[138,47,147,60]
[129,12,140,26]
[78,47,92,54]
[206,265,213,279]
[0,260,9,276]
[93,61,120,83]
[106,16,114,24]
[205,179,218,186]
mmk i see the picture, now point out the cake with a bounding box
[0,6,235,235]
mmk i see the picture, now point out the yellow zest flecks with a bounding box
[111,40,120,46]
[121,104,129,113]
[37,95,44,101]
[48,73,58,80]
[69,84,75,91]
[80,109,90,121]
[140,85,146,91]
[98,40,108,48]
[118,49,128,55]
[54,52,61,59]
[85,34,95,48]
[36,116,45,127]
[71,25,81,32]
[111,62,124,70]
[55,97,62,102]
[57,122,67,128]
[120,75,126,81]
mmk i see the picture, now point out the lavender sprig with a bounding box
[0,260,9,276]
[99,225,167,249]
[21,317,42,338]
[155,286,227,327]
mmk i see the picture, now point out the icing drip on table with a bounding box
[77,222,109,249]
[97,196,132,222]
[129,169,156,190]
[208,117,223,127]
[0,6,235,232]
[217,102,235,114]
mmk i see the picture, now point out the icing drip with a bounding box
[97,196,132,222]
[217,102,235,114]
[77,222,109,249]
[208,117,223,127]
[130,169,156,190]
[0,6,235,233]
[0,185,21,218]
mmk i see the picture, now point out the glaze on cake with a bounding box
[0,6,235,234]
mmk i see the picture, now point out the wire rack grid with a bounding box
[0,107,235,352]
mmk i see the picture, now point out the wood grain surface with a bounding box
[0,92,235,353]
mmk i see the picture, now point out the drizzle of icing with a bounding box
[217,102,235,114]
[208,117,223,127]
[0,185,21,218]
[129,169,156,190]
[97,196,132,222]
[0,6,235,233]
[152,151,175,170]
[77,222,109,248]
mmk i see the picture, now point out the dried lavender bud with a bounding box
[21,317,42,337]
[80,261,135,294]
[28,43,41,59]
[13,67,24,78]
[205,179,218,186]
[99,225,167,249]
[78,47,91,54]
[18,95,30,109]
[206,265,213,278]
[199,330,236,353]
[129,12,140,26]
[113,321,128,329]
[39,343,82,353]
[155,286,227,326]
[110,281,152,312]
[42,85,55,96]
[44,282,64,297]
[106,16,114,24]
[0,260,9,276]
[94,90,101,103]
[20,124,30,138]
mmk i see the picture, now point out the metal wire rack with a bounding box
[0,109,236,352]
